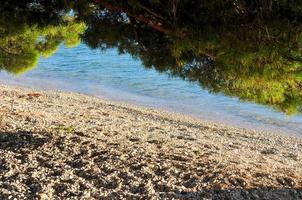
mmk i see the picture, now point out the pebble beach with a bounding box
[0,84,301,199]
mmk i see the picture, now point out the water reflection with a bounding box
[0,0,301,114]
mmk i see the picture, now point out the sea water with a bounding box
[1,44,302,136]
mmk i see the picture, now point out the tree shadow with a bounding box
[161,188,302,200]
[0,130,52,153]
[0,130,301,199]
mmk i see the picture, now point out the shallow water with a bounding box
[1,44,302,135]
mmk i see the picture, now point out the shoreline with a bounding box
[1,82,297,137]
[1,78,301,137]
[0,84,302,199]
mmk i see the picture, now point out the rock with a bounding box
[276,177,295,187]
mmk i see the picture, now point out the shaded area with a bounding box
[166,188,302,199]
[0,131,51,152]
[0,129,301,199]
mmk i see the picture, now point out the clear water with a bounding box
[1,44,302,135]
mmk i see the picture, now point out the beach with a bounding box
[0,84,301,199]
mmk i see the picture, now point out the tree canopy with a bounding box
[0,0,86,74]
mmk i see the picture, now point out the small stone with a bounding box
[276,177,295,187]
[229,177,247,187]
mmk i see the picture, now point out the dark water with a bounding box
[1,44,302,135]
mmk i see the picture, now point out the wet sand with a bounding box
[0,84,301,199]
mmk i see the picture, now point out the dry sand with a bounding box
[0,84,301,199]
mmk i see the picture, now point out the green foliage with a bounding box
[0,26,39,75]
[36,22,86,57]
[81,0,302,114]
[0,21,86,74]
[55,124,76,134]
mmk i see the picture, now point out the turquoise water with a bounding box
[1,44,302,135]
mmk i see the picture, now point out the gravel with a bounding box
[0,84,301,199]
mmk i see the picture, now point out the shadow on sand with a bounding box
[0,130,301,199]
[162,188,302,200]
[0,130,52,153]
